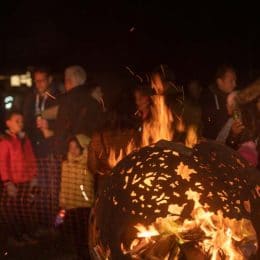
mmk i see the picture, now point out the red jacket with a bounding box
[0,132,37,183]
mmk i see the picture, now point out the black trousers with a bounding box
[0,182,36,238]
[62,207,91,260]
[36,157,61,228]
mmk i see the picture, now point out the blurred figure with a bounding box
[45,66,104,156]
[183,80,203,136]
[59,134,94,259]
[224,92,259,167]
[215,91,238,144]
[134,85,152,122]
[201,65,237,139]
[23,67,58,158]
[186,80,202,102]
[0,111,38,245]
[88,102,139,194]
[75,83,106,136]
[23,67,59,231]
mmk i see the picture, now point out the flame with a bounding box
[134,223,160,238]
[182,189,255,259]
[124,190,257,259]
[176,116,186,133]
[108,139,137,168]
[108,149,124,168]
[185,125,198,148]
[142,94,173,146]
[142,75,173,146]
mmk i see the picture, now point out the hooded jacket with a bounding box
[59,134,94,209]
[0,132,37,183]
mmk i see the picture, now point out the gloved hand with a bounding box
[5,182,18,198]
[29,177,38,190]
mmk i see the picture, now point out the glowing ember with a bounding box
[123,188,257,259]
[134,223,160,238]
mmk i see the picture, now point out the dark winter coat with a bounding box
[201,84,229,139]
[23,88,58,157]
[54,85,104,154]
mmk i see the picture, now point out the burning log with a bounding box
[89,140,259,259]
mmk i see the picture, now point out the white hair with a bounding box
[65,65,87,87]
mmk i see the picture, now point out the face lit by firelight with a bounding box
[6,114,24,134]
[34,72,52,94]
[217,70,237,94]
[68,140,82,157]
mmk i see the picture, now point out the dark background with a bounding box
[0,1,260,85]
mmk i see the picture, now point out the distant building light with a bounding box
[5,103,13,109]
[4,96,14,110]
[10,75,20,86]
[10,72,32,87]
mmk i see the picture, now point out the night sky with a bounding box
[0,1,260,84]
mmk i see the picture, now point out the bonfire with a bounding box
[89,74,259,259]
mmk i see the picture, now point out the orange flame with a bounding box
[108,149,123,169]
[134,223,160,238]
[142,94,173,146]
[141,74,174,146]
[108,139,137,168]
[124,189,257,258]
[185,125,198,148]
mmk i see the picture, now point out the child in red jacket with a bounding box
[0,111,38,245]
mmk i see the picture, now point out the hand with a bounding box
[5,182,18,198]
[30,177,38,190]
[231,120,245,136]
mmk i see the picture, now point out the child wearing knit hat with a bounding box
[59,134,93,259]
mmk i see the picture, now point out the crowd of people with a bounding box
[0,64,259,259]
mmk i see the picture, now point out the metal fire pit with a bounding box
[89,140,259,259]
